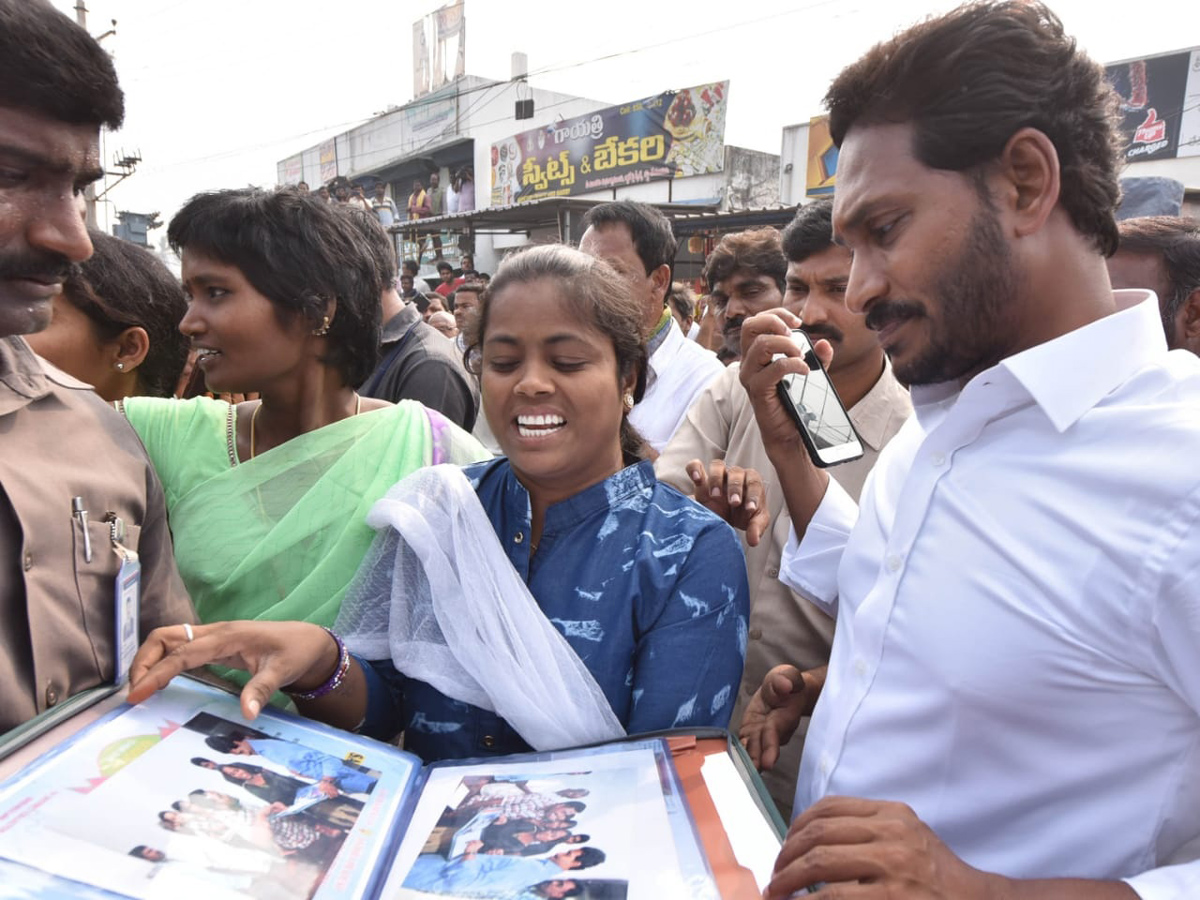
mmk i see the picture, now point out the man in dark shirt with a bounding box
[342,208,477,428]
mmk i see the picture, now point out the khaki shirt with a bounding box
[0,337,193,731]
[655,360,911,816]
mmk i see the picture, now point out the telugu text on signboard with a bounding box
[490,81,729,206]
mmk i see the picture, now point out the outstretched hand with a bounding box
[739,664,822,772]
[127,620,339,720]
[684,459,770,546]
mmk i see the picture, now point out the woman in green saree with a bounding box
[120,188,486,627]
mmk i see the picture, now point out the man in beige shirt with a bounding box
[0,0,193,732]
[656,200,911,816]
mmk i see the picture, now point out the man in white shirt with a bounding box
[579,200,722,454]
[737,3,1200,899]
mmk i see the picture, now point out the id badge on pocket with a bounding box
[109,514,141,685]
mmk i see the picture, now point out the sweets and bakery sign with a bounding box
[491,81,730,205]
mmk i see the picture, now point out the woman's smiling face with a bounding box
[481,277,631,507]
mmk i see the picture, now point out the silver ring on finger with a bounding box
[182,623,195,642]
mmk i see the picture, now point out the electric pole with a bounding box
[75,0,99,228]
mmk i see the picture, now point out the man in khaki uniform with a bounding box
[656,201,910,817]
[0,0,193,732]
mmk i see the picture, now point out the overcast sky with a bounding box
[50,0,1200,235]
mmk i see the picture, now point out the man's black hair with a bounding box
[780,199,835,264]
[572,847,606,869]
[1117,216,1200,329]
[0,0,124,128]
[824,0,1122,255]
[168,187,381,385]
[62,231,189,398]
[340,205,398,284]
[204,734,239,755]
[582,200,677,279]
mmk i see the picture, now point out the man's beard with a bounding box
[865,205,1019,386]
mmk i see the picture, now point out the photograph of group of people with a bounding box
[0,685,407,900]
[401,771,626,900]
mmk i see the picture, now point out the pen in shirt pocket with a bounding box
[72,496,92,563]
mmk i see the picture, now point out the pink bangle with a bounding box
[288,628,350,701]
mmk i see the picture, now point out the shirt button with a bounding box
[931,452,946,467]
[885,554,903,573]
[748,627,763,641]
[45,681,59,707]
[24,552,33,571]
[854,658,868,678]
[513,532,524,544]
[482,735,496,749]
[819,755,831,777]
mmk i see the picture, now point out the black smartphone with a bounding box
[775,329,864,468]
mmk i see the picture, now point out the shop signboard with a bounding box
[490,81,729,205]
[1105,49,1195,162]
[319,140,338,184]
[805,115,837,197]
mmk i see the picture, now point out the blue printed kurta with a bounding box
[359,458,749,762]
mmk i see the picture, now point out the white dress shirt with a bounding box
[629,317,723,453]
[780,293,1200,897]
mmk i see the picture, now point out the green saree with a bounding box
[121,396,488,626]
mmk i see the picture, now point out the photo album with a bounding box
[0,678,783,900]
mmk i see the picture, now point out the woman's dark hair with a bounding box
[0,0,123,128]
[167,187,381,385]
[464,244,650,463]
[824,0,1123,256]
[61,231,189,398]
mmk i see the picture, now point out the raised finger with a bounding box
[704,458,728,503]
[721,464,746,507]
[684,459,708,499]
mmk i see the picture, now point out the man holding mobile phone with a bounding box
[655,204,911,818]
[740,3,1200,899]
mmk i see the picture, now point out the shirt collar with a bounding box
[381,302,421,343]
[910,291,1165,433]
[645,308,675,358]
[0,336,52,416]
[543,459,656,533]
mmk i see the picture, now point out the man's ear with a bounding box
[649,264,671,304]
[1177,287,1200,354]
[995,127,1060,240]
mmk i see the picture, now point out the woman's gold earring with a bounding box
[313,315,331,336]
[623,393,634,412]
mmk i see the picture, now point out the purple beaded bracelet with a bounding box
[288,628,350,701]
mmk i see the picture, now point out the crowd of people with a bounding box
[3,0,1200,898]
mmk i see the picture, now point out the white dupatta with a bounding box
[336,465,625,751]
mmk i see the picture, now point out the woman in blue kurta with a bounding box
[129,244,750,762]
